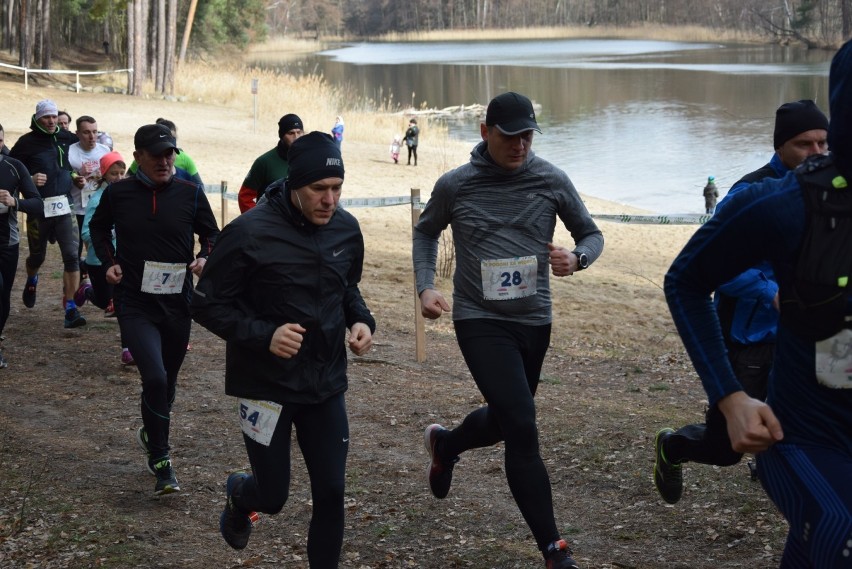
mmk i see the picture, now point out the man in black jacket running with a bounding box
[192,131,374,567]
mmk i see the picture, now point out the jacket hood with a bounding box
[828,39,852,173]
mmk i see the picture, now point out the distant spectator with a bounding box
[331,115,344,148]
[703,176,718,214]
[390,134,402,164]
[404,119,419,166]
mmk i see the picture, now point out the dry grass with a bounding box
[171,59,448,149]
[374,24,768,44]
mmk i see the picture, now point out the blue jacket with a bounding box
[711,153,788,346]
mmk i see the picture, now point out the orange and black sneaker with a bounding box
[424,423,459,499]
[545,539,580,569]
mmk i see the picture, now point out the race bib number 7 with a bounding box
[238,399,283,446]
[141,261,186,294]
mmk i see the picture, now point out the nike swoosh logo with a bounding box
[342,438,349,443]
[333,248,345,257]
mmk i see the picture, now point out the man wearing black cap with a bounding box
[191,131,375,564]
[663,40,852,567]
[413,92,603,569]
[238,113,305,213]
[654,99,829,506]
[89,123,220,496]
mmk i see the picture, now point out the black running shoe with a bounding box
[424,423,459,499]
[545,539,580,569]
[63,307,86,329]
[220,471,258,550]
[653,428,683,504]
[152,457,180,495]
[22,279,37,308]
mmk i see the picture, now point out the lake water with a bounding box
[249,39,833,213]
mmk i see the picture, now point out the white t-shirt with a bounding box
[68,142,111,215]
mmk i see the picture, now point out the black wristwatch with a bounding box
[573,251,589,270]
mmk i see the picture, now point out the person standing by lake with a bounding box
[404,118,419,166]
[331,115,344,148]
[191,132,375,565]
[703,176,718,214]
[414,92,603,569]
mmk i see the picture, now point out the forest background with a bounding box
[0,0,851,99]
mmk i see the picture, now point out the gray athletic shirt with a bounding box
[413,142,604,325]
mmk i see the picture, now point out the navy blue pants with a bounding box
[235,392,349,569]
[665,342,774,466]
[758,442,852,568]
[440,318,558,553]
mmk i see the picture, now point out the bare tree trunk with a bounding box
[164,0,177,94]
[40,0,50,69]
[18,0,29,66]
[127,1,134,92]
[178,0,198,64]
[133,0,143,95]
[155,0,165,92]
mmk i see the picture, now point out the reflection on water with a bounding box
[248,39,833,213]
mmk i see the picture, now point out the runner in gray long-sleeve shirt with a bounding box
[413,92,603,569]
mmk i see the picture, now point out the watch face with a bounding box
[578,253,589,269]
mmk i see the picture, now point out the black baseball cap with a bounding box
[485,92,541,135]
[134,124,181,154]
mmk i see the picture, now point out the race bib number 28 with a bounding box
[480,255,538,300]
[238,399,283,446]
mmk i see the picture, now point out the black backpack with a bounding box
[780,154,852,341]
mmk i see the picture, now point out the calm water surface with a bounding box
[250,40,833,213]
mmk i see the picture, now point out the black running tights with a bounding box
[238,392,349,569]
[443,318,559,553]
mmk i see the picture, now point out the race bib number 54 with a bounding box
[239,399,283,446]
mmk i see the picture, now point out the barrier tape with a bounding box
[201,187,704,223]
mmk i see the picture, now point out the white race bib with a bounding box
[43,195,70,218]
[480,255,538,300]
[239,399,283,446]
[140,261,186,294]
[815,328,852,389]
[81,184,97,210]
